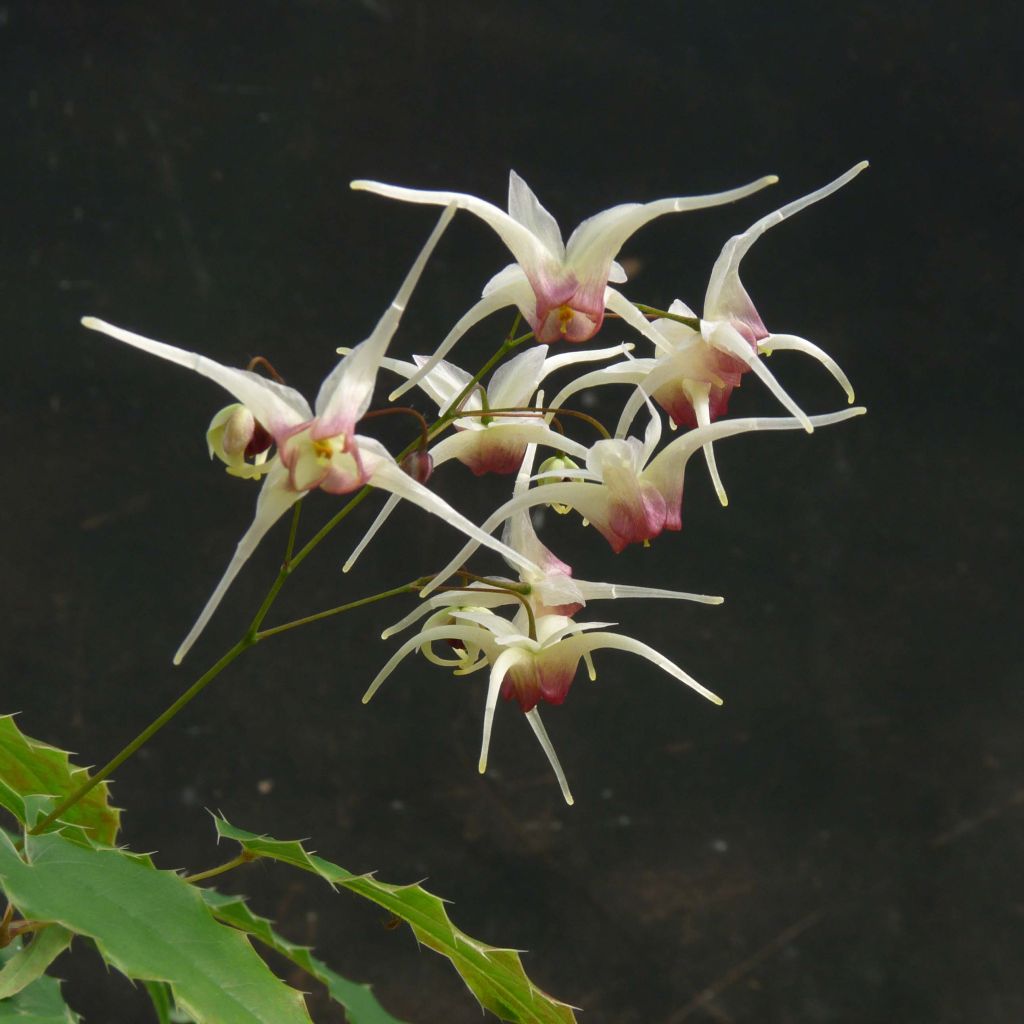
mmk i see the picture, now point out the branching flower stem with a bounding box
[28,323,535,838]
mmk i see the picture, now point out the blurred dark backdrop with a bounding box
[2,2,1020,1021]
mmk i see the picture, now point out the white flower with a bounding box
[551,163,868,504]
[341,343,632,572]
[350,170,777,400]
[420,405,866,595]
[82,208,542,664]
[365,602,723,805]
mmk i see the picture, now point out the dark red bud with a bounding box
[400,450,433,484]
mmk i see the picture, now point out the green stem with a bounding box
[28,324,538,832]
[28,638,253,836]
[183,852,255,884]
[632,303,701,331]
[256,579,429,641]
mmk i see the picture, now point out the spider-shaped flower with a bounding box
[351,170,777,400]
[419,404,865,595]
[341,343,631,572]
[550,163,868,504]
[82,209,541,663]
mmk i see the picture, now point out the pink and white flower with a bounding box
[340,343,632,572]
[366,602,723,805]
[420,404,866,595]
[551,163,868,504]
[82,208,542,664]
[350,170,778,400]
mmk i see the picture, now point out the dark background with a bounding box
[3,2,1020,1021]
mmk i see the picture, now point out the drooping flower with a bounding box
[550,163,868,504]
[82,207,542,664]
[350,170,778,400]
[420,405,866,596]
[341,343,632,572]
[365,602,723,805]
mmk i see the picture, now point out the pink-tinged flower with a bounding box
[82,208,541,664]
[340,343,631,572]
[350,170,778,401]
[387,441,726,625]
[552,163,868,504]
[365,602,723,805]
[420,405,866,595]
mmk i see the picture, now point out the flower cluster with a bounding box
[83,163,867,802]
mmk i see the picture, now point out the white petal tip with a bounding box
[855,160,870,172]
[477,760,488,775]
[341,562,353,574]
[710,596,726,605]
[361,693,373,704]
[764,175,780,185]
[718,493,729,508]
[172,653,184,666]
[711,695,724,706]
[564,794,575,807]
[81,316,103,330]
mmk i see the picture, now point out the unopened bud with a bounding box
[536,455,578,515]
[401,449,433,484]
[207,404,273,479]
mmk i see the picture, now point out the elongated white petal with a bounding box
[705,162,868,320]
[549,361,652,418]
[572,580,723,605]
[342,492,401,573]
[539,342,636,381]
[761,333,855,403]
[571,631,723,705]
[316,205,455,429]
[692,388,729,507]
[369,353,476,413]
[480,649,521,773]
[487,346,547,408]
[366,457,542,580]
[363,624,490,703]
[613,356,683,439]
[81,317,310,433]
[351,179,553,276]
[524,709,574,805]
[388,276,530,402]
[643,407,867,502]
[565,176,778,284]
[381,589,516,640]
[603,288,677,355]
[710,322,814,432]
[419,481,613,597]
[507,171,565,258]
[173,460,301,664]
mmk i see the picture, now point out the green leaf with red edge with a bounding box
[212,816,578,1024]
[0,716,120,845]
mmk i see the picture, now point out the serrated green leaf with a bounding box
[202,889,409,1024]
[0,717,120,845]
[213,817,577,1024]
[0,938,79,1022]
[0,927,72,999]
[0,830,311,1024]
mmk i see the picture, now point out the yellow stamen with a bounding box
[558,305,574,336]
